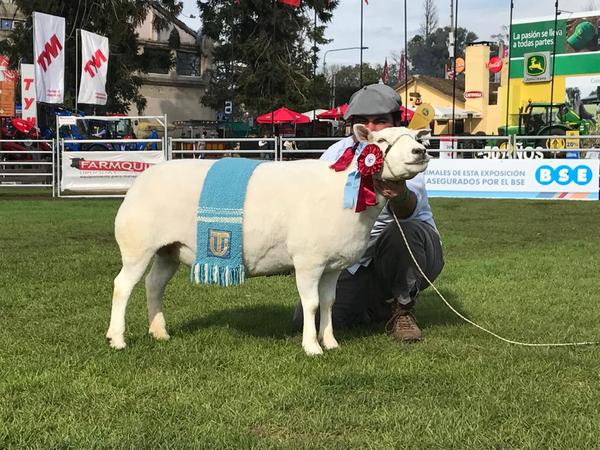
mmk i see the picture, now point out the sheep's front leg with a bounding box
[318,271,341,350]
[294,265,325,355]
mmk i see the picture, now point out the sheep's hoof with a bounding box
[321,337,339,350]
[303,342,323,356]
[107,336,127,350]
[149,328,170,341]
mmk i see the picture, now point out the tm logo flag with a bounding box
[78,30,109,105]
[33,12,65,103]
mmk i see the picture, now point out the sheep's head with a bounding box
[353,124,430,181]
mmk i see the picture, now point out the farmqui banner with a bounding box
[510,11,600,78]
[61,151,164,192]
[424,159,599,200]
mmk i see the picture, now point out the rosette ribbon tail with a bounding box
[343,169,361,209]
[356,174,378,212]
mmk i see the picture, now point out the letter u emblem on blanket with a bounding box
[208,229,231,258]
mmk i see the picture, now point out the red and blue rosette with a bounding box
[330,142,384,212]
[355,144,384,212]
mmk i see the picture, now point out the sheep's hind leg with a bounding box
[106,250,154,349]
[146,245,180,341]
[294,264,325,355]
[318,270,341,350]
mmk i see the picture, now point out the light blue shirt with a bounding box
[321,136,438,272]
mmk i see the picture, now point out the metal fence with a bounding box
[170,137,278,160]
[0,139,55,195]
[2,133,599,198]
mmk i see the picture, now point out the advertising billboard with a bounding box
[425,159,599,200]
[510,11,600,79]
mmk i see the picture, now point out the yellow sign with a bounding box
[408,103,434,130]
[566,130,580,149]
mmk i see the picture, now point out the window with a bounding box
[1,19,12,30]
[144,47,171,74]
[176,51,200,76]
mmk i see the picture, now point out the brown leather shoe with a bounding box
[387,303,422,342]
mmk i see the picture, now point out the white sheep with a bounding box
[106,125,430,355]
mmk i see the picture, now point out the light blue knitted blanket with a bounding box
[191,158,264,286]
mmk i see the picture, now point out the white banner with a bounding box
[33,12,65,103]
[61,151,165,192]
[20,63,37,126]
[77,30,109,105]
[425,159,599,200]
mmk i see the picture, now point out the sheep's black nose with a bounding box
[412,148,426,156]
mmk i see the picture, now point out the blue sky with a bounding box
[180,0,599,67]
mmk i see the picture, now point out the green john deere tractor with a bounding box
[498,101,595,151]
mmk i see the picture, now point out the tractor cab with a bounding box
[520,102,568,135]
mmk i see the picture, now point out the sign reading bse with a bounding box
[536,165,593,185]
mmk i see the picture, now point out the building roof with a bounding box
[150,0,199,40]
[398,75,465,100]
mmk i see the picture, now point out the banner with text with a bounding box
[33,12,65,103]
[61,151,165,192]
[77,30,109,105]
[510,11,600,78]
[425,159,599,200]
[20,63,37,126]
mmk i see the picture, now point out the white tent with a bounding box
[300,109,329,121]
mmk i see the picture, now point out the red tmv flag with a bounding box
[382,58,389,84]
[278,0,301,6]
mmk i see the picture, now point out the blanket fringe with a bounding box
[191,263,245,287]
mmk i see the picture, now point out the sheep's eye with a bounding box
[377,139,387,144]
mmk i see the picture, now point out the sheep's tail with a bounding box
[191,263,246,287]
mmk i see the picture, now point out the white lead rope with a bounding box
[391,210,599,347]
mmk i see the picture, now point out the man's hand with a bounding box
[373,179,407,199]
[374,179,416,219]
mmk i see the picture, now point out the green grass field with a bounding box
[1,196,599,449]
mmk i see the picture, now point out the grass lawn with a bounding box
[1,197,599,449]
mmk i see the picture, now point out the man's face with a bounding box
[351,113,394,132]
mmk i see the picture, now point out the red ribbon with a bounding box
[355,144,384,212]
[329,146,355,171]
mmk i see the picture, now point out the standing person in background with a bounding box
[293,83,444,342]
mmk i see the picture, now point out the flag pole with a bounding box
[549,0,559,124]
[404,0,408,116]
[451,0,459,135]
[360,0,364,86]
[75,28,79,112]
[505,0,514,132]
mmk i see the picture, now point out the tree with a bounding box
[407,26,478,77]
[419,0,438,39]
[0,0,183,114]
[198,0,336,117]
[327,63,380,106]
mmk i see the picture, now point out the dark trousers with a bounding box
[293,220,444,329]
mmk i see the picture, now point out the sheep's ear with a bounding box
[416,128,431,146]
[416,128,431,140]
[353,124,372,142]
